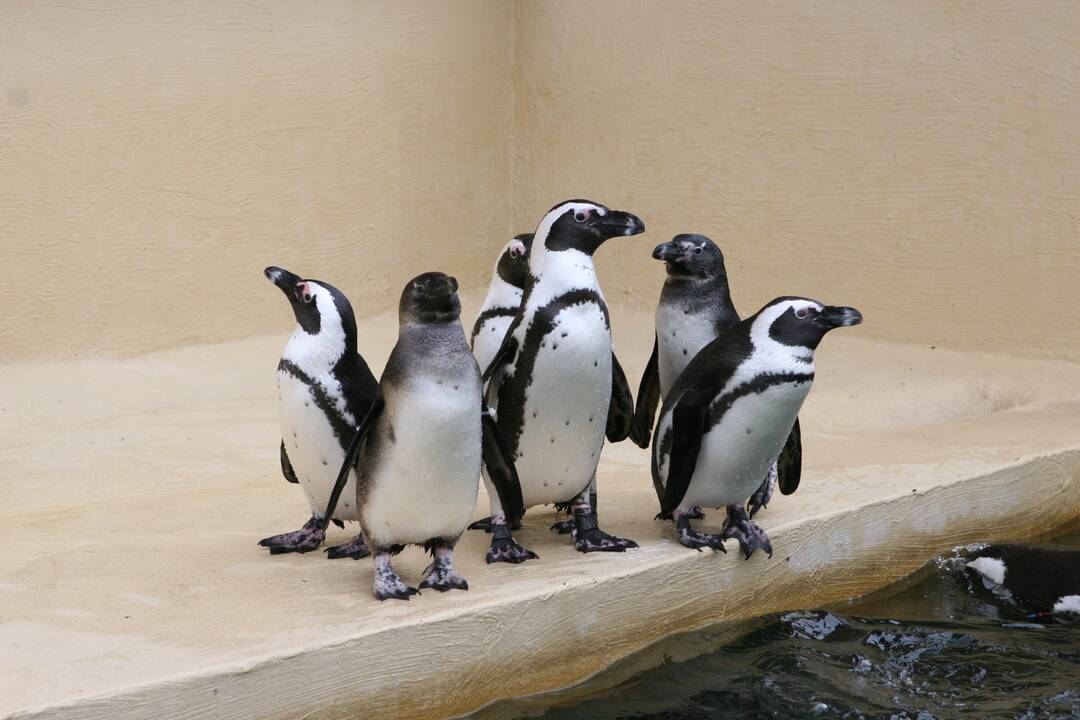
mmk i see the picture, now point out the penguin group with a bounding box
[258,198,863,600]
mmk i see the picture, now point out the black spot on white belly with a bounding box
[322,459,328,465]
[746,428,752,434]
[682,348,688,355]
[561,332,568,338]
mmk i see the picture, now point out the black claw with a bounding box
[723,506,773,559]
[374,585,419,601]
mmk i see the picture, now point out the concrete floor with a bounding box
[3,290,1080,719]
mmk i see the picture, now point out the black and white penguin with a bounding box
[471,233,534,372]
[966,544,1080,615]
[320,272,523,600]
[479,199,642,563]
[651,297,861,557]
[257,267,380,559]
[632,234,801,517]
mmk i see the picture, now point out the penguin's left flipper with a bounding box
[606,353,635,443]
[481,402,526,525]
[280,442,299,484]
[776,418,802,495]
[629,338,660,448]
[660,388,711,517]
[318,393,385,531]
[258,515,325,554]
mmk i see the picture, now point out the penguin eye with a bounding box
[795,308,809,319]
[573,210,589,223]
[693,247,703,255]
[414,283,426,296]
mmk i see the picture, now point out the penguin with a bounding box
[651,297,862,557]
[966,545,1080,615]
[257,267,379,559]
[631,234,800,518]
[479,199,642,563]
[319,272,524,600]
[471,233,534,372]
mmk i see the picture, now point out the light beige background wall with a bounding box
[512,0,1080,360]
[3,0,1079,362]
[1,0,514,361]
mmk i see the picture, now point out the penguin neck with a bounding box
[662,272,737,322]
[748,311,816,370]
[282,295,350,377]
[479,273,523,313]
[528,247,600,302]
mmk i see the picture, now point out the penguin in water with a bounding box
[479,199,642,563]
[320,272,524,600]
[632,234,801,517]
[471,233,534,372]
[652,297,861,557]
[966,544,1080,615]
[257,267,380,558]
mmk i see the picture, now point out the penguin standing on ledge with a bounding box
[652,297,861,557]
[320,272,524,600]
[258,267,379,559]
[479,199,641,563]
[632,235,800,518]
[472,233,534,372]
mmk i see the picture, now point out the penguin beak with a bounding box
[651,241,680,263]
[596,210,645,238]
[431,275,459,297]
[264,266,302,296]
[819,306,863,328]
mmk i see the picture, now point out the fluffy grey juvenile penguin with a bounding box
[632,234,801,517]
[652,297,861,557]
[257,267,379,559]
[321,272,523,600]
[471,233,534,372]
[479,199,642,563]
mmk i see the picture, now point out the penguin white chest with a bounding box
[277,371,359,520]
[473,314,515,373]
[515,302,611,506]
[361,377,482,547]
[656,305,717,396]
[682,380,810,509]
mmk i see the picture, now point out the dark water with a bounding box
[477,530,1080,720]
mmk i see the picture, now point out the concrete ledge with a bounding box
[4,295,1080,719]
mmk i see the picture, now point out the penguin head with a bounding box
[652,234,727,280]
[264,266,357,345]
[400,272,461,325]
[495,233,534,289]
[757,297,863,351]
[537,199,645,256]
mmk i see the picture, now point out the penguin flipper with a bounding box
[661,389,711,516]
[630,338,660,448]
[280,441,300,484]
[481,404,526,524]
[319,393,384,531]
[606,352,635,443]
[481,334,519,386]
[776,417,802,495]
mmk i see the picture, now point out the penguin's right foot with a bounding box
[373,554,419,601]
[257,516,325,555]
[549,519,575,534]
[419,551,469,593]
[324,533,371,560]
[485,525,538,564]
[572,512,639,553]
[674,514,727,552]
[468,516,522,533]
[722,505,773,559]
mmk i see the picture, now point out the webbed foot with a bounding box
[485,525,538,564]
[550,518,575,534]
[468,516,521,532]
[723,505,773,559]
[748,465,777,519]
[674,512,727,552]
[419,549,469,592]
[373,553,418,601]
[258,516,325,555]
[324,533,371,560]
[572,513,638,553]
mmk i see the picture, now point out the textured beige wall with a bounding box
[4,1,1079,362]
[512,0,1080,360]
[1,0,514,361]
